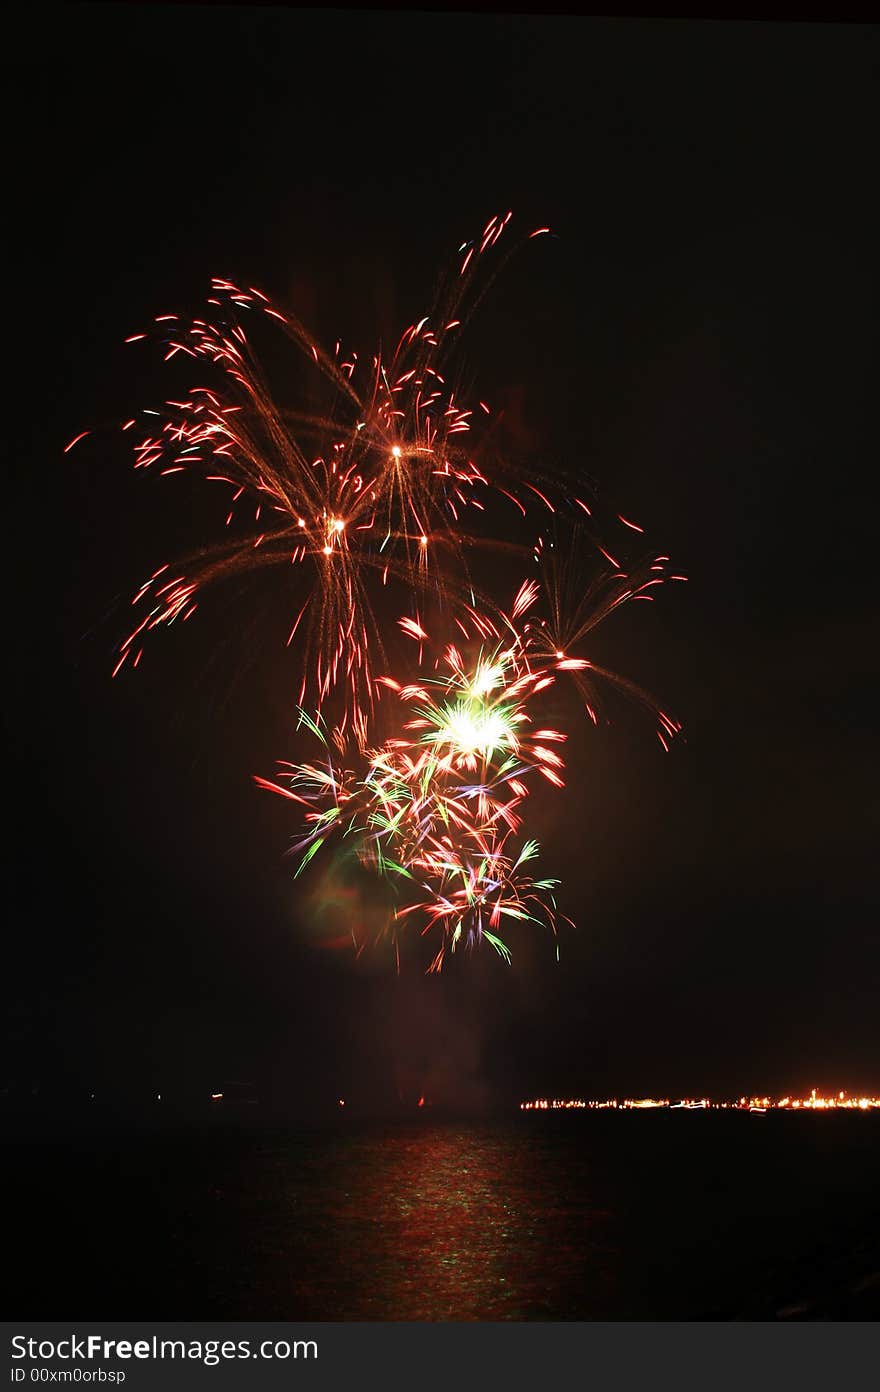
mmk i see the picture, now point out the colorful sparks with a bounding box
[256,572,680,970]
[90,213,685,970]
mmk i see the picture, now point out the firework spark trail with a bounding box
[525,538,685,747]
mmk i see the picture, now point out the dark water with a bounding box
[4,1113,879,1319]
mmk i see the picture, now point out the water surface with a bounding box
[5,1113,879,1319]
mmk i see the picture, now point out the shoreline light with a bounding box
[519,1090,880,1113]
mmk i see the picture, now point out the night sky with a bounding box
[6,8,877,1111]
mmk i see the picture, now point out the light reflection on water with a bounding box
[292,1124,616,1320]
[204,1117,878,1320]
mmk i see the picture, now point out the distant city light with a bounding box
[520,1090,880,1113]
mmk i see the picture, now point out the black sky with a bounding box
[6,8,878,1108]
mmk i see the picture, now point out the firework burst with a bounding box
[256,567,681,969]
[104,214,576,745]
[81,212,685,970]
